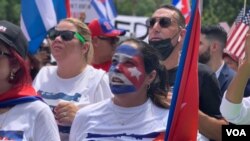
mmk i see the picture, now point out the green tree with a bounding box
[115,0,171,17]
[115,0,250,27]
[202,0,250,26]
[0,0,20,25]
[1,0,250,28]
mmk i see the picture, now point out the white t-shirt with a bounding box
[33,65,113,141]
[220,93,250,124]
[0,100,60,141]
[70,98,169,141]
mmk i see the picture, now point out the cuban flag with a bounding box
[21,0,70,55]
[172,0,191,24]
[165,0,200,140]
[91,0,117,20]
[71,0,117,23]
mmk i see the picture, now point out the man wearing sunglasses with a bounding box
[88,18,126,72]
[147,4,226,141]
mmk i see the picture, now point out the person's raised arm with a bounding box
[225,30,250,103]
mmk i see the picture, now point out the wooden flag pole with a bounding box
[244,0,247,15]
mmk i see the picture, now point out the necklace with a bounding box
[0,107,11,130]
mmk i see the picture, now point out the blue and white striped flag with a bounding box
[71,0,117,23]
[91,0,117,20]
[21,0,70,54]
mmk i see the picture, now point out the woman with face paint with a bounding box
[70,38,170,141]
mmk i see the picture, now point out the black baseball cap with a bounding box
[0,20,27,58]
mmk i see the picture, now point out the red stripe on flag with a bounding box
[235,38,246,55]
[238,50,245,60]
[182,0,191,24]
[227,24,247,52]
[226,24,239,45]
[225,8,250,61]
[227,25,248,60]
[167,1,200,140]
[65,0,71,17]
[236,42,246,60]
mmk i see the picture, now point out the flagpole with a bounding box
[83,0,93,14]
[243,0,247,15]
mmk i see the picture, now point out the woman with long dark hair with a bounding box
[70,38,170,141]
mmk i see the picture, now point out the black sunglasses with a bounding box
[98,36,119,45]
[48,29,85,43]
[146,17,172,28]
[0,51,10,57]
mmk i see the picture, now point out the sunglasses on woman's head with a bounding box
[146,17,172,28]
[48,29,86,43]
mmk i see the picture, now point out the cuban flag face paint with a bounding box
[109,44,146,94]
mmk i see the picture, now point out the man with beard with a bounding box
[147,4,226,141]
[199,25,235,95]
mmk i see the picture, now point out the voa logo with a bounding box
[226,129,246,136]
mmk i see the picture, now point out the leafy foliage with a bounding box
[1,0,250,27]
[201,0,250,26]
[0,0,20,25]
[115,0,171,17]
[115,0,250,27]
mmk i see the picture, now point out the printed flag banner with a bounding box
[225,7,250,61]
[70,0,117,23]
[172,0,191,24]
[21,0,70,54]
[165,0,200,140]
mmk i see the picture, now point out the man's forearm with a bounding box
[199,110,228,141]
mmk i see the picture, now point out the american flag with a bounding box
[225,8,250,61]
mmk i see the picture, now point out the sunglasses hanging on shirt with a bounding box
[48,28,86,44]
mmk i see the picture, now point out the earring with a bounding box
[10,71,15,80]
[147,84,151,90]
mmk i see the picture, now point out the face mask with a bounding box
[149,38,175,60]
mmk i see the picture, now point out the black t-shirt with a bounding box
[167,63,222,118]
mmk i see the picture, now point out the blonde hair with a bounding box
[62,18,93,64]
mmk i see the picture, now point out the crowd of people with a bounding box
[0,3,249,141]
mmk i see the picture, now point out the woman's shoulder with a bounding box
[84,65,109,82]
[149,99,170,117]
[12,100,51,117]
[85,65,106,75]
[77,99,111,116]
[40,65,57,74]
[35,65,57,78]
[18,100,50,110]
